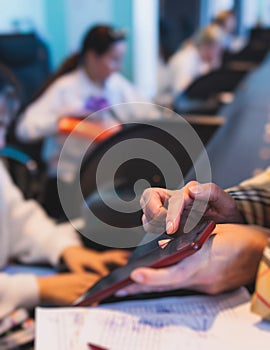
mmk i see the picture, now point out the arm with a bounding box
[16,82,63,142]
[0,273,38,319]
[1,162,129,273]
[0,161,80,266]
[0,272,100,318]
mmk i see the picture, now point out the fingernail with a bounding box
[115,289,128,297]
[132,272,145,283]
[158,238,173,249]
[189,184,202,194]
[166,221,173,234]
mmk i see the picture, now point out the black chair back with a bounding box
[0,32,51,104]
[174,68,247,115]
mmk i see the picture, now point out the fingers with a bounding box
[70,260,108,276]
[188,182,217,202]
[140,188,172,233]
[84,261,109,276]
[66,260,85,274]
[140,181,238,242]
[142,207,167,234]
[115,266,182,297]
[166,181,199,234]
[130,266,180,286]
[140,188,169,218]
[80,272,100,287]
[102,250,130,266]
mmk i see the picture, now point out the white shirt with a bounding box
[0,161,81,318]
[157,44,217,105]
[16,68,160,181]
[170,44,215,95]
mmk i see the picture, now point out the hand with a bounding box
[37,273,100,305]
[61,246,130,276]
[116,224,270,296]
[140,181,244,235]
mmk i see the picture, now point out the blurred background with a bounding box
[1,0,270,98]
[2,0,270,221]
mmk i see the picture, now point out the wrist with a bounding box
[37,276,51,302]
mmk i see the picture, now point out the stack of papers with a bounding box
[36,288,270,350]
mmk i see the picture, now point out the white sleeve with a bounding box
[0,273,39,319]
[118,75,149,103]
[169,56,194,97]
[16,82,63,141]
[1,163,81,266]
[113,75,161,121]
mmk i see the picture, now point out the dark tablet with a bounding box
[73,217,216,306]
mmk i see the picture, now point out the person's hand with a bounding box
[61,246,130,276]
[37,273,100,305]
[140,181,244,235]
[116,224,270,296]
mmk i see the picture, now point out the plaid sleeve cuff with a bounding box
[226,186,270,228]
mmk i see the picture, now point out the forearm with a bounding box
[16,108,59,141]
[8,193,81,267]
[13,213,82,267]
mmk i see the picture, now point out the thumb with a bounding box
[130,267,175,286]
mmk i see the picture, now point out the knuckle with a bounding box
[203,282,223,295]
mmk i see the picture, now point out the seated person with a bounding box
[118,169,270,319]
[16,25,160,218]
[0,65,129,319]
[16,24,158,184]
[212,9,246,53]
[157,25,224,106]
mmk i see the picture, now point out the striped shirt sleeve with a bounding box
[226,167,270,228]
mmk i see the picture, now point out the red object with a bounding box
[74,219,216,307]
[58,117,122,143]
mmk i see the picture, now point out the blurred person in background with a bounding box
[16,24,159,217]
[212,9,246,53]
[156,25,224,106]
[0,64,129,319]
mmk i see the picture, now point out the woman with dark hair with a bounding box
[16,25,158,218]
[16,25,155,184]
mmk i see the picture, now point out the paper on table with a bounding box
[36,288,270,350]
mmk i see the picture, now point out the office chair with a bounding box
[0,145,42,199]
[250,28,270,46]
[174,68,247,115]
[222,41,269,67]
[0,32,51,104]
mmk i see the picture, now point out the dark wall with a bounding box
[159,0,201,60]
